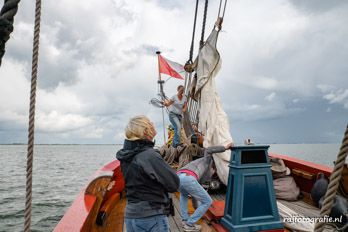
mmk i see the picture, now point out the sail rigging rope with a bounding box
[0,0,20,66]
[217,0,228,19]
[185,0,209,134]
[314,124,348,232]
[188,0,199,64]
[199,0,208,49]
[186,0,218,130]
[24,0,41,231]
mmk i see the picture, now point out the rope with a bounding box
[222,0,228,18]
[314,124,348,232]
[186,0,208,132]
[185,0,228,139]
[0,0,20,66]
[160,143,204,169]
[217,0,222,17]
[188,0,199,63]
[199,0,208,49]
[215,0,228,31]
[24,0,41,231]
[217,0,228,18]
[150,97,165,108]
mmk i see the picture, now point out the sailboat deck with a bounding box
[81,172,338,232]
[168,192,225,232]
[120,192,225,232]
[128,192,340,232]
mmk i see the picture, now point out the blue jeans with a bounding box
[125,214,169,232]
[169,112,182,147]
[178,173,213,226]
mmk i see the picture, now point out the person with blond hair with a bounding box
[163,85,188,147]
[116,115,179,232]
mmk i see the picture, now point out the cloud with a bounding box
[289,0,348,13]
[319,86,348,109]
[0,60,30,128]
[254,78,278,90]
[36,111,92,133]
[220,0,348,97]
[0,0,347,144]
[125,44,161,56]
[265,92,276,101]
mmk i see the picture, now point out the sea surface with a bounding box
[0,143,342,232]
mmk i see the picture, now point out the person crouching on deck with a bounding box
[116,115,180,232]
[177,142,233,232]
[163,85,188,148]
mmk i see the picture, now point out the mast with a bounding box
[156,51,167,144]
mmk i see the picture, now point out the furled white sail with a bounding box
[195,28,233,185]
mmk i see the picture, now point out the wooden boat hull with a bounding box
[55,153,343,232]
[54,160,125,232]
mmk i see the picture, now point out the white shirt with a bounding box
[169,95,187,115]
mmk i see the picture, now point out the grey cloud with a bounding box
[222,88,305,122]
[37,52,80,90]
[0,131,27,144]
[319,87,348,109]
[124,44,176,57]
[4,42,32,65]
[0,121,26,131]
[126,44,160,56]
[289,0,348,13]
[154,0,183,9]
[1,0,347,144]
[110,1,137,23]
[230,98,346,144]
[230,10,348,97]
[4,0,138,90]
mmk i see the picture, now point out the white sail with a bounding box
[195,29,233,185]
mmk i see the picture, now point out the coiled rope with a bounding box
[314,124,348,232]
[0,0,20,66]
[24,0,41,231]
[150,97,165,108]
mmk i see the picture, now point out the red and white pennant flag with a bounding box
[158,55,185,80]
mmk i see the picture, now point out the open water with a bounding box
[0,143,342,232]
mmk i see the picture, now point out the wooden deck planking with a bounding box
[120,191,224,232]
[170,193,184,232]
[118,191,339,232]
[171,192,218,232]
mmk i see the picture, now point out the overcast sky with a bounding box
[0,0,347,144]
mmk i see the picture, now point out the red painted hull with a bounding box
[54,160,125,232]
[54,154,334,231]
[269,153,332,193]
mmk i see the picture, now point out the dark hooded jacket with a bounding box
[116,139,179,218]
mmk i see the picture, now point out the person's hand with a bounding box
[163,100,168,107]
[224,142,233,150]
[182,102,188,112]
